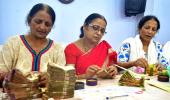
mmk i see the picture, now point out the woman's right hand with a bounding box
[133,58,149,68]
[85,65,100,78]
[38,73,47,87]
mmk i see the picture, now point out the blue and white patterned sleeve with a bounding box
[118,43,130,62]
[154,42,169,68]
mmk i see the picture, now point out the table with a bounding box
[72,75,170,100]
[1,75,170,100]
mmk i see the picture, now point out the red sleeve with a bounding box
[64,43,81,64]
[102,40,117,65]
[103,40,112,48]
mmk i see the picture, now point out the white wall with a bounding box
[0,0,142,50]
[145,0,170,44]
[153,0,170,44]
[0,0,169,50]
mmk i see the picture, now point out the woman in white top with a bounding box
[117,15,169,70]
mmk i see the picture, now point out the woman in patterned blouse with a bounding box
[117,15,169,71]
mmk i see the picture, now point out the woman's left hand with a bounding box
[155,63,166,71]
[38,73,47,87]
[97,65,118,79]
[96,69,108,78]
[106,65,118,79]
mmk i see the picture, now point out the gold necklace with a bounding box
[81,39,90,52]
[83,46,89,52]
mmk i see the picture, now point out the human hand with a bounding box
[38,72,47,87]
[155,63,166,71]
[134,58,149,68]
[3,70,30,99]
[106,65,118,79]
[96,69,108,78]
[3,70,42,99]
[86,65,100,78]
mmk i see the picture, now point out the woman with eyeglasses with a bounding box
[117,15,169,72]
[65,13,118,79]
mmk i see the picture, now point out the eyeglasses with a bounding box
[88,24,107,34]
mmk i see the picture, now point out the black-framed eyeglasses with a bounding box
[88,24,107,34]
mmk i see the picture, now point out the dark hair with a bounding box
[138,15,160,31]
[26,3,56,25]
[79,13,107,38]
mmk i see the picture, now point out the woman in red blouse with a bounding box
[65,13,117,79]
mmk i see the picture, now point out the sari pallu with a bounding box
[75,41,117,75]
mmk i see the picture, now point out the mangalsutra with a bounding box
[83,46,89,52]
[82,41,89,52]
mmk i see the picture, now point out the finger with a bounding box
[110,69,117,75]
[92,65,101,71]
[138,58,148,68]
[111,73,116,79]
[107,68,114,73]
[142,59,149,68]
[156,64,164,71]
[4,88,11,94]
[108,68,117,76]
[38,80,47,87]
[109,71,117,79]
[88,68,96,73]
[87,68,96,74]
[107,66,116,73]
[89,66,99,72]
[39,73,47,80]
[156,66,161,71]
[155,63,160,68]
[40,76,46,81]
